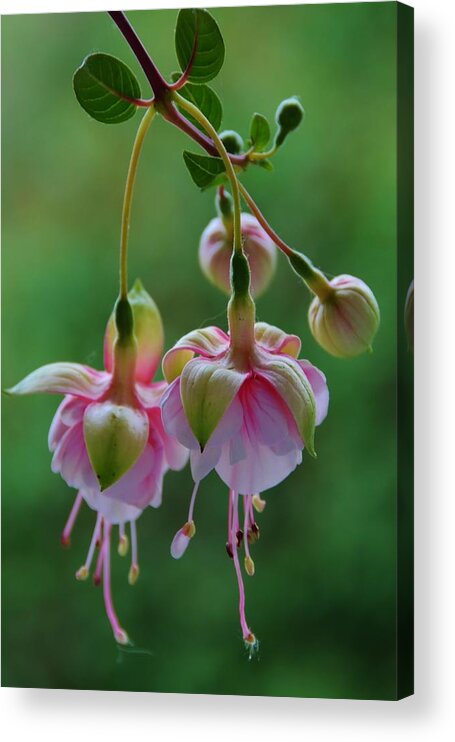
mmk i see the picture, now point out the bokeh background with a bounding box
[2,3,404,698]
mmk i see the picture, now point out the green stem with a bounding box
[238,181,333,301]
[119,104,156,299]
[173,92,242,257]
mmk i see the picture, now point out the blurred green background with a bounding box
[2,3,400,698]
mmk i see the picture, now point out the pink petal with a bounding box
[102,442,156,509]
[298,361,329,426]
[82,489,142,525]
[254,322,301,358]
[216,434,302,495]
[149,406,189,471]
[7,362,110,400]
[240,376,293,447]
[135,380,167,409]
[162,326,229,382]
[160,378,199,450]
[51,422,98,491]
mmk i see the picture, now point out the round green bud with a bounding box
[275,97,304,146]
[220,130,244,154]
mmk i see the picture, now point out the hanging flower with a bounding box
[7,281,188,643]
[160,318,328,653]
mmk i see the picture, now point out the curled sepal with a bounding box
[180,359,246,449]
[6,363,109,399]
[162,326,229,383]
[104,279,164,383]
[257,357,316,456]
[83,401,149,490]
[254,322,301,358]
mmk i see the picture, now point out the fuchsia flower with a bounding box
[199,212,277,298]
[7,281,187,643]
[160,319,328,653]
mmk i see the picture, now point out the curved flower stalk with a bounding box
[161,320,328,652]
[7,282,188,643]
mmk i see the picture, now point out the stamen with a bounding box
[243,496,255,576]
[128,520,140,585]
[61,492,83,547]
[102,521,129,645]
[118,523,129,557]
[170,481,200,560]
[229,490,256,645]
[93,530,105,586]
[252,494,266,513]
[76,513,102,581]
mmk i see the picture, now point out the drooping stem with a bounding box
[119,104,155,299]
[238,181,333,300]
[173,92,242,256]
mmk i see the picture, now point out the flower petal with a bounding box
[298,360,329,426]
[160,377,199,450]
[256,355,316,456]
[162,326,229,383]
[254,322,301,358]
[180,358,246,449]
[216,434,302,494]
[6,363,110,399]
[82,489,142,525]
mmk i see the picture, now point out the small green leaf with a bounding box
[249,113,270,152]
[257,160,274,172]
[183,151,225,189]
[175,8,225,84]
[171,74,223,131]
[73,53,141,124]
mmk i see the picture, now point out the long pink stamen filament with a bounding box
[243,496,252,561]
[61,492,83,546]
[102,522,128,644]
[119,522,125,540]
[85,513,102,572]
[230,490,252,641]
[93,522,105,586]
[130,520,138,568]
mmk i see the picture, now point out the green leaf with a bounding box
[249,113,270,152]
[175,8,225,84]
[73,53,141,124]
[257,160,274,172]
[183,151,226,189]
[171,73,222,131]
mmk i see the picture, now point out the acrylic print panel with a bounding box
[1,2,414,699]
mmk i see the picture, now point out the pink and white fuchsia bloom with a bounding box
[160,320,328,653]
[8,281,187,644]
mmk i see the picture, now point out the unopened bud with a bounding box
[275,97,304,147]
[199,213,277,297]
[220,130,244,154]
[244,555,255,576]
[75,566,89,581]
[308,274,380,358]
[128,563,140,585]
[252,495,266,513]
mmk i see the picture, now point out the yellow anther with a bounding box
[252,495,266,513]
[75,566,89,581]
[244,555,255,577]
[128,563,140,585]
[118,534,129,557]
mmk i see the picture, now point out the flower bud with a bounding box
[104,279,164,384]
[308,274,380,358]
[275,96,304,147]
[199,213,277,298]
[220,130,244,154]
